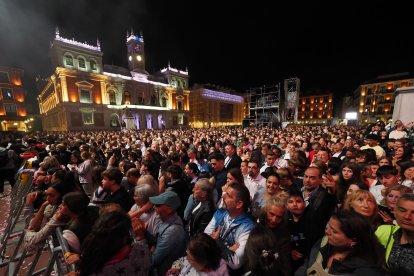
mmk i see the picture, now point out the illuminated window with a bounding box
[80,89,92,103]
[108,91,116,105]
[0,72,10,83]
[82,111,94,124]
[123,91,131,105]
[1,88,13,100]
[90,60,97,72]
[4,103,16,115]
[177,113,184,125]
[78,57,86,69]
[64,55,74,67]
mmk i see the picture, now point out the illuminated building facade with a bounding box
[38,28,190,131]
[298,93,333,124]
[357,72,414,123]
[0,66,28,131]
[189,84,245,128]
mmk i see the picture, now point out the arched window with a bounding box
[90,59,98,72]
[162,97,168,107]
[109,91,116,105]
[110,113,120,127]
[78,57,86,69]
[151,95,157,106]
[64,54,74,67]
[123,91,131,105]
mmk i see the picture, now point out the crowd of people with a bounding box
[0,119,413,275]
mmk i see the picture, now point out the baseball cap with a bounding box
[149,191,181,210]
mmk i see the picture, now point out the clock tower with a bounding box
[126,30,147,74]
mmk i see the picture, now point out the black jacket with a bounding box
[188,200,215,237]
[225,154,242,171]
[303,187,337,256]
[296,237,384,276]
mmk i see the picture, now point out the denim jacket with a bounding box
[204,208,256,269]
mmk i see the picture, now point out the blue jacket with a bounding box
[204,208,256,269]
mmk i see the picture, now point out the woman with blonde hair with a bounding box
[342,190,380,229]
[378,185,413,225]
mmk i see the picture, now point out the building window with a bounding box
[78,57,86,69]
[171,78,177,88]
[178,113,184,125]
[123,91,131,105]
[65,55,74,67]
[4,103,17,115]
[90,60,97,72]
[137,94,144,105]
[0,72,10,84]
[82,112,94,124]
[177,100,183,110]
[79,89,92,103]
[162,97,168,107]
[1,88,13,100]
[109,91,116,105]
[151,95,157,106]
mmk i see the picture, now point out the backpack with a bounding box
[0,150,9,167]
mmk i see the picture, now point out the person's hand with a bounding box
[379,210,393,224]
[211,226,221,240]
[131,217,146,240]
[64,252,80,265]
[228,242,240,252]
[108,155,116,166]
[41,199,50,209]
[323,172,336,194]
[381,188,387,197]
[291,249,303,260]
[26,192,38,205]
[56,205,69,221]
[222,183,229,193]
[166,268,180,276]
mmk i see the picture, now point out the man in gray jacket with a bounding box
[135,191,187,276]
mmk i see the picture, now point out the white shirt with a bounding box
[244,174,266,199]
[274,157,288,168]
[369,184,385,204]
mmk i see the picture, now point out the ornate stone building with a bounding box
[38,28,189,131]
[0,66,28,131]
[189,84,245,128]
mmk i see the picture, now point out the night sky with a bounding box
[1,0,413,105]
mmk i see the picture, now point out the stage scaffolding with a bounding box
[245,84,281,128]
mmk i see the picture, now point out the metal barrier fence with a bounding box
[3,227,74,276]
[0,163,76,275]
[0,172,34,261]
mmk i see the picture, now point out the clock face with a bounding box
[135,45,142,52]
